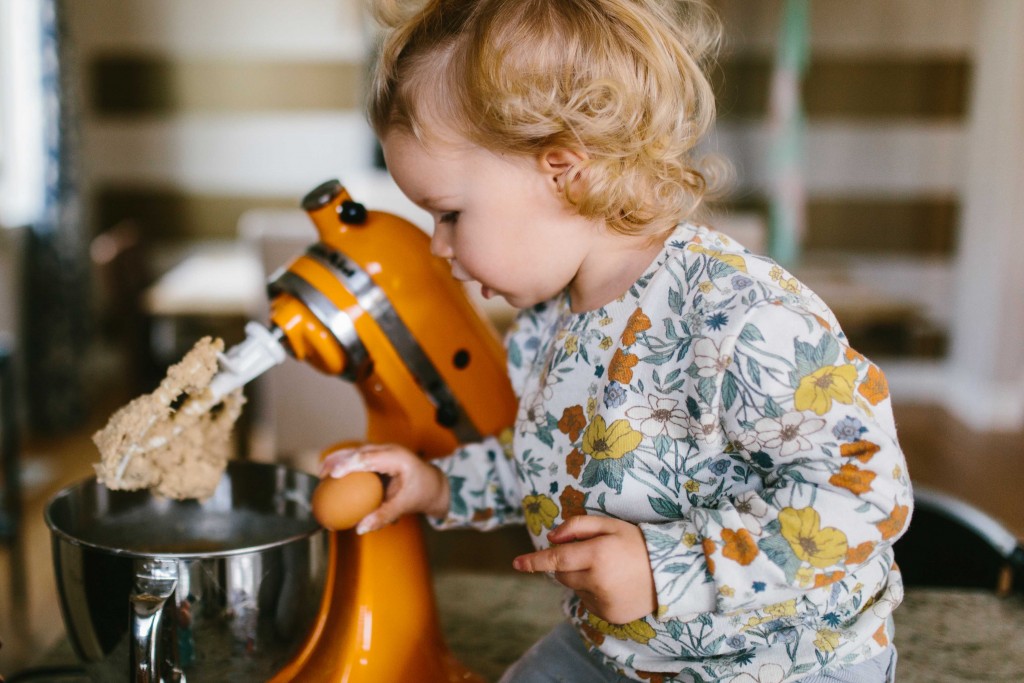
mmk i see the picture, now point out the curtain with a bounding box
[19,0,90,433]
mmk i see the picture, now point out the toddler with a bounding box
[321,1,912,681]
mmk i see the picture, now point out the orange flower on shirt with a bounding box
[840,440,880,463]
[471,507,495,523]
[829,463,877,495]
[621,307,652,346]
[559,486,587,519]
[558,405,586,442]
[876,504,909,540]
[566,448,585,478]
[721,528,759,566]
[858,364,890,405]
[702,537,717,574]
[609,348,639,384]
[813,570,846,588]
[845,346,866,363]
[845,541,876,565]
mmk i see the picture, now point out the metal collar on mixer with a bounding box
[272,242,482,444]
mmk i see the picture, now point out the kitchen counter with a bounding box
[26,576,1024,683]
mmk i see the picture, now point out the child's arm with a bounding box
[320,432,525,533]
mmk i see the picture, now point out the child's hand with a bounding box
[511,516,657,625]
[319,444,450,534]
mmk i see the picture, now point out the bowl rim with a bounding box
[44,460,327,559]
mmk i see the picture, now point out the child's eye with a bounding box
[439,211,460,224]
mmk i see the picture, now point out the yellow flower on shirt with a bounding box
[582,416,642,461]
[522,494,559,536]
[794,364,858,415]
[779,507,848,569]
[587,613,657,645]
[689,245,749,273]
[814,628,841,652]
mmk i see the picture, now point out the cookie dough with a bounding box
[93,336,246,500]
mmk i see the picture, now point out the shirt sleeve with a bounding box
[642,300,914,621]
[427,430,525,530]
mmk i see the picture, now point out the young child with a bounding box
[321,1,912,681]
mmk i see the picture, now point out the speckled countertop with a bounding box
[434,573,1024,683]
[28,574,1024,682]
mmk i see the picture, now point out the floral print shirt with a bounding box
[430,223,912,682]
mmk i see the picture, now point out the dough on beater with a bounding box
[93,336,246,500]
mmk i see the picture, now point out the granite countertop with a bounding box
[27,573,1024,682]
[434,573,1024,683]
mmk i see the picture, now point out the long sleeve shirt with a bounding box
[430,223,913,682]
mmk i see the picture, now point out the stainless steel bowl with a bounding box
[45,460,328,682]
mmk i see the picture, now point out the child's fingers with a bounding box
[546,515,623,544]
[512,541,594,574]
[319,447,363,477]
[319,444,406,479]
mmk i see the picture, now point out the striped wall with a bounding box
[65,0,978,359]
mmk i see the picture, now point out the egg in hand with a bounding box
[311,471,385,531]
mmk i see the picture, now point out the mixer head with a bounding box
[260,178,513,456]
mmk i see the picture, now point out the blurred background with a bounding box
[0,0,1022,677]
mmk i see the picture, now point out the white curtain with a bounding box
[0,0,48,229]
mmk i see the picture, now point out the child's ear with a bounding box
[539,147,588,194]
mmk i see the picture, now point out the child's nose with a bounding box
[430,223,453,258]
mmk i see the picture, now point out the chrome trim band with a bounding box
[305,242,481,443]
[268,270,370,382]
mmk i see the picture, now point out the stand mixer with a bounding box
[209,178,517,682]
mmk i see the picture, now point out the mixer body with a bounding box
[264,180,517,682]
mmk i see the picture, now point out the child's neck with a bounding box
[567,227,670,314]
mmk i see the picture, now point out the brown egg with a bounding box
[311,471,385,531]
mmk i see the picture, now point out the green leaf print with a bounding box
[686,396,701,420]
[654,434,673,458]
[746,356,762,387]
[449,476,468,517]
[707,259,732,280]
[749,451,774,470]
[649,495,684,519]
[722,370,739,409]
[763,395,784,418]
[645,528,679,551]
[815,333,839,366]
[793,339,819,377]
[669,287,685,315]
[507,338,522,368]
[739,323,765,345]
[580,456,627,493]
[698,376,718,406]
[534,426,554,448]
[685,258,702,283]
[758,533,802,583]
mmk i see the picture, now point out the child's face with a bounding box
[381,129,601,310]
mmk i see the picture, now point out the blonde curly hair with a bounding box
[368,0,725,236]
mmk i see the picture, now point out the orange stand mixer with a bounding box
[210,179,517,681]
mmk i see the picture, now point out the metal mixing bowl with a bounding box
[45,460,328,682]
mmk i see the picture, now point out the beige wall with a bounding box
[58,0,1023,427]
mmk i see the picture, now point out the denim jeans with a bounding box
[499,622,898,683]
